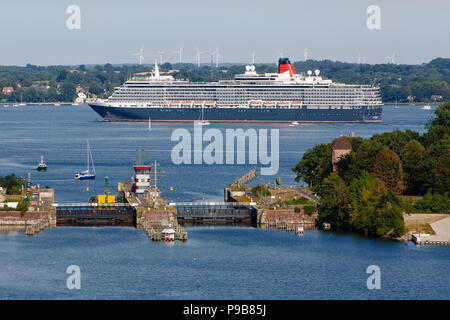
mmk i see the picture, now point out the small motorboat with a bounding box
[421,105,432,110]
[37,155,47,171]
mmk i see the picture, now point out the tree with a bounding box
[58,81,76,102]
[56,69,68,82]
[429,101,450,128]
[433,152,450,194]
[251,185,270,198]
[352,140,383,175]
[0,174,24,195]
[400,139,426,194]
[16,199,29,213]
[374,192,404,237]
[423,102,450,145]
[318,173,351,230]
[292,143,332,192]
[373,150,405,194]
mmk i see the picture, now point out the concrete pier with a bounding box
[412,216,450,245]
[258,209,317,233]
[122,180,188,242]
[0,209,57,236]
[136,208,188,241]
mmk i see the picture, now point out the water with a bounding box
[1,104,448,300]
[1,227,448,299]
[0,104,436,202]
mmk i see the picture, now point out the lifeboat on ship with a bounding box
[277,102,290,108]
[249,100,263,107]
[169,101,181,106]
[263,101,276,107]
[291,101,303,108]
[181,101,193,107]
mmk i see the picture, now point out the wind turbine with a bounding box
[132,46,144,65]
[215,46,220,68]
[304,48,308,61]
[251,51,255,65]
[158,50,164,65]
[196,48,203,67]
[174,47,183,64]
[386,52,396,64]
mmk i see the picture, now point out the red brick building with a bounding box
[332,136,352,172]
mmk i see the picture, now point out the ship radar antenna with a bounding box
[196,48,204,68]
[132,46,145,65]
[251,51,255,65]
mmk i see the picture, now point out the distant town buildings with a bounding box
[75,92,87,104]
[332,136,352,172]
[2,86,14,95]
[431,95,443,101]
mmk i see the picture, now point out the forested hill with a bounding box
[0,58,448,103]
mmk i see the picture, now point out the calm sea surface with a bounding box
[0,104,448,299]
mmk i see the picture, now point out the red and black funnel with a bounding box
[278,58,296,76]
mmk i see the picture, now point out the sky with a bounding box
[0,0,449,66]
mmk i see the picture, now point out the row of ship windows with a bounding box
[112,94,379,100]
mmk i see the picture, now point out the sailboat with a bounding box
[196,104,210,125]
[19,93,26,106]
[75,140,96,180]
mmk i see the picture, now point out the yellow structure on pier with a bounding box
[97,194,116,203]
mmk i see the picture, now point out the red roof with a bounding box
[332,136,351,150]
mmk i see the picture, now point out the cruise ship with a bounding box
[87,58,383,123]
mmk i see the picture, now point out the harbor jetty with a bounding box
[136,208,187,241]
[0,186,57,236]
[121,179,188,241]
[411,216,450,246]
[230,166,258,188]
[224,169,319,234]
[257,209,317,233]
[0,210,56,236]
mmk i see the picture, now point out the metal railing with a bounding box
[53,203,132,208]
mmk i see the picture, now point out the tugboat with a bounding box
[37,155,47,171]
[75,140,96,180]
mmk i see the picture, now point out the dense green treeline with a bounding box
[292,102,450,237]
[0,174,25,195]
[0,58,448,103]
